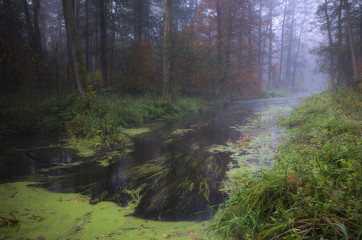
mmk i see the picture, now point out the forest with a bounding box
[0,0,361,239]
[1,0,358,100]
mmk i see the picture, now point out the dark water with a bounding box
[0,95,303,221]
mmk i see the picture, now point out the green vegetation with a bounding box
[209,90,361,239]
[0,92,216,155]
[0,182,207,239]
[265,89,291,98]
[208,104,292,174]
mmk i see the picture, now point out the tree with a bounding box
[62,0,86,95]
[85,0,90,72]
[291,15,307,89]
[267,0,275,88]
[343,0,359,81]
[285,0,295,85]
[316,0,360,88]
[323,0,335,84]
[278,0,288,87]
[99,0,108,88]
[163,0,172,101]
[33,0,42,56]
[133,0,143,42]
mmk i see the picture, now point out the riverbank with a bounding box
[209,90,362,239]
[0,92,230,156]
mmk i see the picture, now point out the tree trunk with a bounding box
[247,2,252,60]
[75,0,80,31]
[54,43,60,95]
[343,0,359,81]
[360,7,362,62]
[109,1,119,86]
[134,0,143,42]
[267,0,274,88]
[222,5,234,91]
[258,0,263,83]
[62,0,86,95]
[216,0,223,95]
[33,0,42,56]
[85,0,90,72]
[23,0,35,49]
[162,0,172,101]
[285,0,295,87]
[323,0,335,85]
[100,0,108,88]
[278,0,288,87]
[337,0,344,87]
[292,15,306,90]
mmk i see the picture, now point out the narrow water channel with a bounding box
[0,95,303,221]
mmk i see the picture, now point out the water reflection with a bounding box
[127,143,229,220]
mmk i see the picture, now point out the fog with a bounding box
[3,0,359,96]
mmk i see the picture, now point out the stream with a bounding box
[0,94,305,222]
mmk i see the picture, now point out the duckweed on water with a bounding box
[207,103,294,175]
[0,182,207,239]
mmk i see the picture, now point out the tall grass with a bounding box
[209,90,361,239]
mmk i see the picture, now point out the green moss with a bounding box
[0,182,208,239]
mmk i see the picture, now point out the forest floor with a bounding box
[209,89,362,239]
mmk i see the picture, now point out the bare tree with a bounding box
[163,0,172,100]
[62,0,86,95]
[278,0,288,87]
[323,0,335,85]
[292,15,307,89]
[99,0,108,88]
[267,0,274,88]
[343,0,359,82]
[285,0,295,86]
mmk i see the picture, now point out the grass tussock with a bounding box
[209,90,362,239]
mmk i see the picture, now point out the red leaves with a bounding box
[186,0,268,96]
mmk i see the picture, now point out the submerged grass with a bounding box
[209,90,362,239]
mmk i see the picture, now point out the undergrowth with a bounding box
[209,90,361,239]
[0,92,210,154]
[265,89,291,98]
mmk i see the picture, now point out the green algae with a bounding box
[0,182,208,239]
[65,139,96,157]
[123,128,151,137]
[171,129,194,136]
[38,161,83,172]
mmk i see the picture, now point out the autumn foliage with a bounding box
[179,0,268,97]
[123,41,157,93]
[121,0,270,98]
